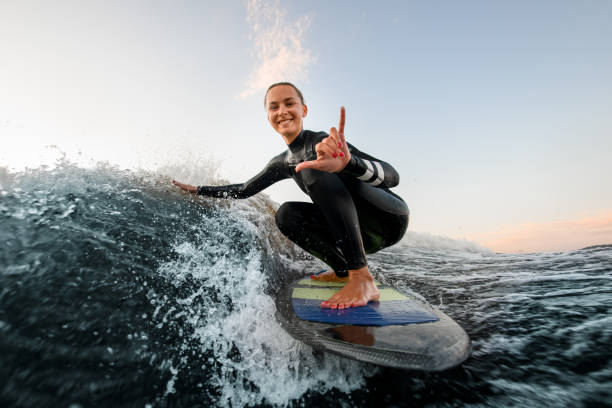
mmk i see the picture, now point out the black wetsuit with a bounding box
[197,129,409,277]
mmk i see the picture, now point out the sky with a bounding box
[1,0,611,253]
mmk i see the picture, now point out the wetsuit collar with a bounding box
[288,129,305,153]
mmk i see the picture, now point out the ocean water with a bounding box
[1,161,611,408]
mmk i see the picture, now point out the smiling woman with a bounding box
[172,82,409,309]
[265,82,308,145]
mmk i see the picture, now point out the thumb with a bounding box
[295,160,318,172]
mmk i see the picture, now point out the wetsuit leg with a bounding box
[301,169,368,273]
[275,170,409,277]
[353,194,409,255]
[275,202,351,275]
[276,200,408,274]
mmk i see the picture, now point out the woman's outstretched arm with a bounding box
[172,153,289,199]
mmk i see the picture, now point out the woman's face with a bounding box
[266,85,307,143]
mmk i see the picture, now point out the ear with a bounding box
[302,104,308,118]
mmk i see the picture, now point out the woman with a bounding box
[172,82,409,310]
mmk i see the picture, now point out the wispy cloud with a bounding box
[468,210,612,253]
[239,0,315,99]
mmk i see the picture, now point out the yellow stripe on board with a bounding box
[296,278,381,287]
[292,287,409,301]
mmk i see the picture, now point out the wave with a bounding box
[0,160,377,407]
[3,157,611,407]
[399,230,491,253]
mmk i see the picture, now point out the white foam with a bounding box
[156,203,376,406]
[399,230,491,253]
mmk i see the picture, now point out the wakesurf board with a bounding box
[275,276,470,371]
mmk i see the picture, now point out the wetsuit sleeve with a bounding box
[197,153,289,199]
[340,143,400,188]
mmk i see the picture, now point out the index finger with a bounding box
[338,106,345,136]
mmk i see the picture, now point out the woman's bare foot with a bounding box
[320,266,379,309]
[310,269,348,282]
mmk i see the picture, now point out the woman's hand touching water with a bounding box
[295,107,351,173]
[172,180,197,193]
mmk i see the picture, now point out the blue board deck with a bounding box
[291,278,439,326]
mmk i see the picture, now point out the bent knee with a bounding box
[275,202,299,234]
[275,202,289,231]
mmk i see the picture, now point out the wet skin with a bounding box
[310,270,348,282]
[318,266,380,310]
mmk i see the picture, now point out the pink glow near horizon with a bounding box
[468,210,612,253]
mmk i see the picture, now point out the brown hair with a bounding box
[264,82,305,108]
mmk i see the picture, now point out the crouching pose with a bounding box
[173,82,409,309]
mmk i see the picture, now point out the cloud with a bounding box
[239,0,315,100]
[468,210,612,253]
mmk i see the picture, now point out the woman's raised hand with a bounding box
[296,106,351,173]
[172,180,198,193]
